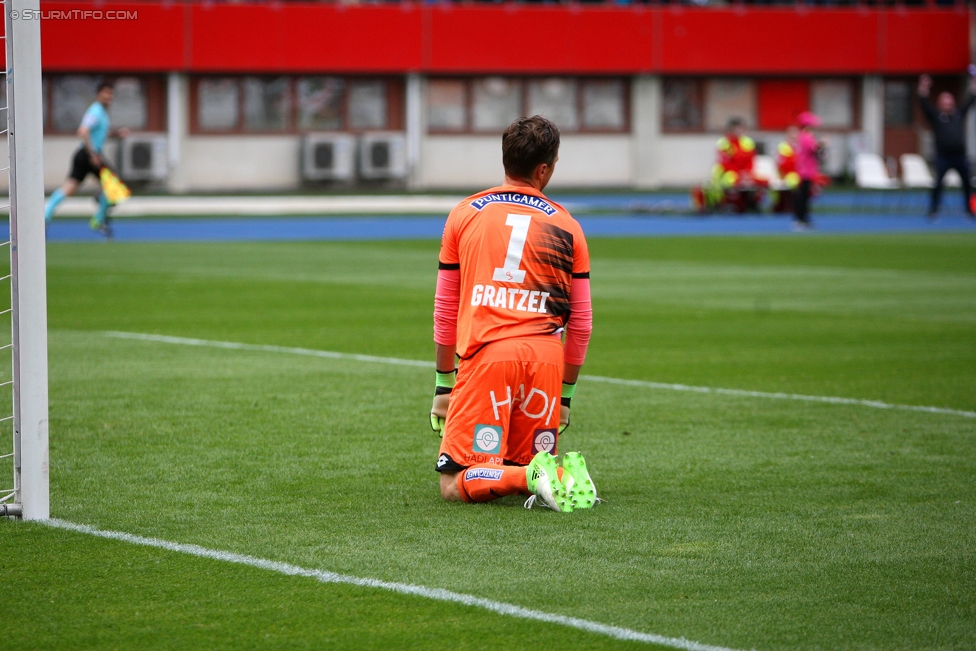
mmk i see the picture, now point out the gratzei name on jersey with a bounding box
[470,192,558,216]
[471,284,551,314]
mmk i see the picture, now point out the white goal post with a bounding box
[2,0,50,520]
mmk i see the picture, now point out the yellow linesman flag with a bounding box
[99,167,131,206]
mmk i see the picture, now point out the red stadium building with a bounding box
[18,1,974,191]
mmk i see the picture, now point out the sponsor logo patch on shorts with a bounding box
[464,467,504,481]
[532,428,557,454]
[473,424,503,454]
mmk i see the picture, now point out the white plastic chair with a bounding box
[900,154,934,188]
[854,153,900,189]
[943,169,963,188]
[752,155,788,190]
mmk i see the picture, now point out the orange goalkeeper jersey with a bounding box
[439,184,590,360]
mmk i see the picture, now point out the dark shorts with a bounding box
[69,147,100,183]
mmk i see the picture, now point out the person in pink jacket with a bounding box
[793,111,824,231]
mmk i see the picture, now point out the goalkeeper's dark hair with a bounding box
[97,80,114,93]
[502,115,560,181]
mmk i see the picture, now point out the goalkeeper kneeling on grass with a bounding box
[429,115,597,513]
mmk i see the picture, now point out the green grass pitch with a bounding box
[2,233,975,650]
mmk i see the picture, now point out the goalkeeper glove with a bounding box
[559,381,575,434]
[430,368,456,437]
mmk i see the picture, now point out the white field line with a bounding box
[103,331,976,419]
[105,331,433,369]
[581,375,976,419]
[18,194,465,217]
[43,518,743,651]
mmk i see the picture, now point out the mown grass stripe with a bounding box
[103,331,976,420]
[43,518,741,651]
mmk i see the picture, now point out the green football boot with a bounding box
[525,451,573,513]
[89,216,113,238]
[561,451,598,509]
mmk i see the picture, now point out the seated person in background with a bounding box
[776,126,801,189]
[772,125,801,213]
[712,117,766,213]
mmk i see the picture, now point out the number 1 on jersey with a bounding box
[492,214,531,284]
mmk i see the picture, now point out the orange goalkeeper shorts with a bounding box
[437,335,563,472]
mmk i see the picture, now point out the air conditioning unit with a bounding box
[119,134,168,181]
[302,133,356,181]
[359,132,407,180]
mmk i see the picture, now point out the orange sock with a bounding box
[457,464,529,503]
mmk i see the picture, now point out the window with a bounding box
[109,77,147,130]
[581,79,626,130]
[472,77,522,132]
[704,79,756,131]
[297,77,344,131]
[243,76,291,132]
[52,75,100,132]
[198,77,239,131]
[192,76,401,134]
[348,80,387,130]
[427,79,467,132]
[43,74,165,134]
[810,79,853,129]
[666,77,860,133]
[428,77,629,134]
[663,79,703,132]
[884,80,913,128]
[527,78,578,131]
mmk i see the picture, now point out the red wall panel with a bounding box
[28,3,970,75]
[39,3,186,71]
[881,9,970,74]
[757,79,809,130]
[427,5,654,74]
[188,3,423,73]
[661,8,881,74]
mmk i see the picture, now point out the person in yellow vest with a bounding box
[776,126,801,188]
[772,125,801,213]
[712,117,765,213]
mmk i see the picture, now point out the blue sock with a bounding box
[45,188,65,223]
[93,193,109,226]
